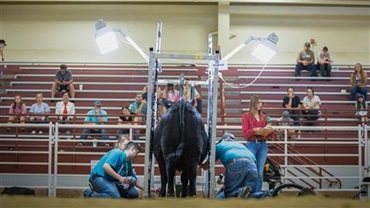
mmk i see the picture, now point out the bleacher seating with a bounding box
[0,63,368,176]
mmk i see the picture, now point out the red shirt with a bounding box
[241,112,269,140]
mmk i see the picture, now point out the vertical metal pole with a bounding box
[206,51,220,198]
[48,122,54,197]
[144,48,155,198]
[52,122,58,197]
[203,33,213,197]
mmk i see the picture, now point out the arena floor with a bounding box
[0,196,368,208]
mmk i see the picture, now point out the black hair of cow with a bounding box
[152,99,209,197]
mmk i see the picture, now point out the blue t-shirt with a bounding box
[29,102,50,114]
[55,70,73,82]
[90,149,136,182]
[84,109,108,124]
[215,141,256,166]
[129,102,147,114]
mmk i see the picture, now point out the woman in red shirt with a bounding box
[241,95,274,192]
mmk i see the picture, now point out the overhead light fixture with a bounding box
[94,19,149,62]
[221,32,278,63]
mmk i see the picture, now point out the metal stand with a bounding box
[358,125,370,200]
[143,51,220,198]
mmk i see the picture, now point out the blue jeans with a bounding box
[288,110,301,126]
[80,128,109,141]
[89,177,121,198]
[246,141,268,192]
[351,86,368,100]
[216,190,272,199]
[295,63,317,77]
[223,158,258,198]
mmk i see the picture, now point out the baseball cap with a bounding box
[304,42,311,48]
[60,64,67,70]
[282,110,290,117]
[356,93,364,99]
[217,132,235,144]
[94,100,102,106]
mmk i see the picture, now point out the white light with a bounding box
[95,28,119,54]
[251,43,277,63]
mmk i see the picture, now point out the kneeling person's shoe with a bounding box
[238,186,252,198]
[83,189,93,197]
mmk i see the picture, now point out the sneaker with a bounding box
[77,142,84,146]
[238,186,252,198]
[104,143,110,147]
[31,130,36,134]
[88,183,94,192]
[83,189,92,197]
[38,131,43,134]
[65,130,71,134]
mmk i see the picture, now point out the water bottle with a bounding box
[92,139,98,147]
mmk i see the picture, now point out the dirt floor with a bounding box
[0,195,368,208]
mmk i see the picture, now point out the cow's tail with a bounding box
[174,99,186,160]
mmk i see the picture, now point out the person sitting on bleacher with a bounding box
[355,93,368,127]
[51,64,75,101]
[295,42,317,81]
[350,63,367,101]
[317,46,333,79]
[129,93,147,140]
[301,87,321,129]
[116,106,134,140]
[7,94,27,132]
[29,93,50,134]
[55,92,75,134]
[79,100,109,146]
[282,87,302,126]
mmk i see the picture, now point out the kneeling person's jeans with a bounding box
[223,158,258,198]
[89,177,121,198]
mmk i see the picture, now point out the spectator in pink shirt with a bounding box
[7,95,27,132]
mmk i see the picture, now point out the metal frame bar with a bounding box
[143,50,220,198]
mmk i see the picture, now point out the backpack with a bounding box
[263,158,281,180]
[2,187,35,195]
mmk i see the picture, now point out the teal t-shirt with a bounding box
[90,149,136,182]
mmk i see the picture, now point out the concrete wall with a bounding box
[0,3,368,65]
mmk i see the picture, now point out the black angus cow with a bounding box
[153,99,208,197]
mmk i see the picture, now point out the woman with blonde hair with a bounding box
[242,95,274,192]
[7,94,27,132]
[350,63,367,101]
[29,93,50,134]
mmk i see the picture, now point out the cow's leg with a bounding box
[180,170,189,197]
[166,159,177,197]
[156,153,167,197]
[188,163,198,197]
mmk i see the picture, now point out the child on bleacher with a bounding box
[355,93,368,127]
[275,111,296,142]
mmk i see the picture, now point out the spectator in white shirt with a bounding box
[55,92,75,134]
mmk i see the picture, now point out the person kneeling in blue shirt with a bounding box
[83,138,158,198]
[201,132,258,198]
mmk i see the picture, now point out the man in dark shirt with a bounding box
[51,64,75,100]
